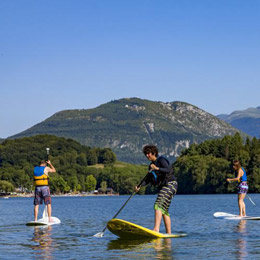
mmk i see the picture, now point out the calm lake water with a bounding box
[1,194,260,260]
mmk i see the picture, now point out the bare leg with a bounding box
[153,210,162,232]
[163,214,171,234]
[242,196,246,216]
[238,194,246,217]
[34,205,39,221]
[47,204,52,222]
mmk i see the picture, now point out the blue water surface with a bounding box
[1,194,260,260]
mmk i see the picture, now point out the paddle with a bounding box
[93,170,151,238]
[46,147,50,161]
[246,194,256,206]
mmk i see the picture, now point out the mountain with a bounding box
[217,107,260,137]
[0,138,4,144]
[10,98,241,163]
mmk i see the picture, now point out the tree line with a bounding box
[1,133,259,195]
[173,133,260,193]
[0,135,147,194]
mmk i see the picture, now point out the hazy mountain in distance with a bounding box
[217,107,260,137]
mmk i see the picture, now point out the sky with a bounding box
[0,0,259,138]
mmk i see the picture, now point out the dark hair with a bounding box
[233,160,241,169]
[143,145,158,157]
[39,160,47,165]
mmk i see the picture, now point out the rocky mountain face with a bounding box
[11,98,240,163]
[218,107,260,137]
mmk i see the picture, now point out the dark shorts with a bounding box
[34,186,51,205]
[154,180,178,216]
[238,182,248,194]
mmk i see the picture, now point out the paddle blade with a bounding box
[93,232,104,238]
[247,195,256,206]
[43,206,48,220]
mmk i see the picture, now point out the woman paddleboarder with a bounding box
[227,160,248,217]
[135,145,177,234]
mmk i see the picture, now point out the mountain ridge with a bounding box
[217,106,260,137]
[10,98,242,163]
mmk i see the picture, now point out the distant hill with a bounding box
[217,107,260,137]
[10,98,241,163]
[0,138,4,144]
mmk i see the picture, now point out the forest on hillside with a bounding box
[0,135,146,194]
[174,133,260,193]
[1,133,260,194]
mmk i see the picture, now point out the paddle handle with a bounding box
[46,148,50,161]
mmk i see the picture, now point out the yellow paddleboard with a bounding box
[107,219,186,239]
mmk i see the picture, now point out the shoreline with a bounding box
[0,193,120,198]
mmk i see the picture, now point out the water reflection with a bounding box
[153,238,173,260]
[235,220,248,260]
[30,226,54,259]
[107,238,174,259]
[107,237,156,250]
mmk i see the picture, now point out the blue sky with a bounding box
[0,0,259,138]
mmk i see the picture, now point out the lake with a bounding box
[1,194,260,260]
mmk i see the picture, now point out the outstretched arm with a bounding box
[46,160,56,173]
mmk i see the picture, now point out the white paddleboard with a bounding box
[26,206,61,226]
[214,212,260,220]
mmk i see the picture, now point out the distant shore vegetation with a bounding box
[174,133,260,194]
[0,133,260,194]
[0,135,146,194]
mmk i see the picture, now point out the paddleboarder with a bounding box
[135,145,177,234]
[227,160,248,217]
[33,160,56,222]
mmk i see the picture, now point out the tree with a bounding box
[85,175,97,192]
[49,175,69,193]
[77,153,87,166]
[100,181,107,193]
[87,150,98,165]
[67,175,79,192]
[0,180,14,192]
[98,148,116,164]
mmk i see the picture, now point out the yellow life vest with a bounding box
[34,166,49,186]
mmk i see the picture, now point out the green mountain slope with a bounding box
[11,98,241,163]
[217,106,260,137]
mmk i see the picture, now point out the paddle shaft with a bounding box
[100,171,150,233]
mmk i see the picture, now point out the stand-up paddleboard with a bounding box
[214,212,260,220]
[26,206,61,226]
[107,219,186,238]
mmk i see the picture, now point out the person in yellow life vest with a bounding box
[34,160,56,222]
